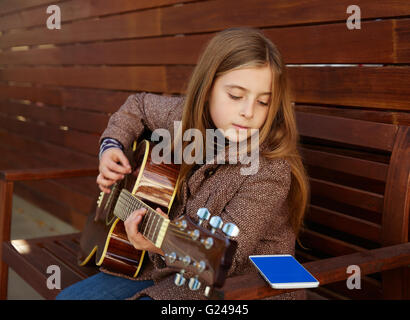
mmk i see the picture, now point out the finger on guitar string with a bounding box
[125,208,147,233]
[110,149,132,171]
[155,207,168,218]
[100,166,125,182]
[108,160,132,175]
[96,174,115,193]
[124,208,158,252]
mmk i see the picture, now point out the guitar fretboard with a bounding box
[113,189,170,248]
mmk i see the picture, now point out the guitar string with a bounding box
[115,194,188,244]
[116,196,161,242]
[113,193,217,277]
[116,196,199,240]
[115,192,191,239]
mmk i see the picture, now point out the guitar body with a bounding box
[78,140,180,277]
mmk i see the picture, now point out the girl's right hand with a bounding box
[97,148,132,194]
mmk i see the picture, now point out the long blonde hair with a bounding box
[171,27,310,237]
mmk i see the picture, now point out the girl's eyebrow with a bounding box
[224,84,271,96]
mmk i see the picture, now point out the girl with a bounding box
[56,26,309,300]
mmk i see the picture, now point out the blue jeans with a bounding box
[55,272,154,300]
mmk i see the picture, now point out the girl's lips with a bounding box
[232,123,249,130]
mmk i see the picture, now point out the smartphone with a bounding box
[249,254,319,289]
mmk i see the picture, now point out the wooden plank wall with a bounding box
[0,0,409,234]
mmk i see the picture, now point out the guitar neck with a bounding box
[113,189,170,248]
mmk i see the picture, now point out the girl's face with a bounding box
[208,65,272,142]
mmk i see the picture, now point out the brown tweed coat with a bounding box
[99,92,306,300]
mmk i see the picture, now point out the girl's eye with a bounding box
[228,93,241,100]
[228,93,269,106]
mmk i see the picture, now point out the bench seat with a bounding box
[2,233,98,300]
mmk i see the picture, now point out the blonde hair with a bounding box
[171,27,310,237]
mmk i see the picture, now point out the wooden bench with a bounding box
[1,111,409,300]
[0,0,409,300]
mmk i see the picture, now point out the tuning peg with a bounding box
[222,222,240,238]
[201,237,214,249]
[196,208,210,226]
[188,276,201,291]
[174,270,186,287]
[182,255,191,266]
[209,216,223,233]
[175,219,187,230]
[193,260,206,273]
[165,252,177,264]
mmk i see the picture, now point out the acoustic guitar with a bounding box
[78,139,238,296]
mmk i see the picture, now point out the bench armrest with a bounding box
[212,242,410,299]
[0,166,99,244]
[0,167,99,182]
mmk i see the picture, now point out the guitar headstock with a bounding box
[161,208,239,297]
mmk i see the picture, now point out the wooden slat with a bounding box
[0,84,132,113]
[267,19,397,64]
[296,251,383,300]
[0,143,63,170]
[162,0,410,35]
[22,179,95,214]
[310,178,385,213]
[2,234,99,299]
[319,277,382,300]
[0,100,109,134]
[56,234,82,255]
[13,182,89,229]
[289,66,410,111]
[1,66,409,110]
[5,239,83,296]
[0,0,198,31]
[0,66,171,92]
[0,9,163,49]
[0,179,13,299]
[396,19,410,62]
[300,229,367,257]
[307,205,382,243]
[0,33,211,66]
[0,145,97,187]
[0,114,99,157]
[212,242,410,300]
[381,126,410,299]
[0,83,408,127]
[295,104,410,127]
[0,0,62,16]
[0,129,97,168]
[2,19,410,65]
[2,0,410,50]
[0,144,94,197]
[297,112,398,151]
[300,147,389,182]
[2,241,56,299]
[381,126,410,246]
[42,240,96,278]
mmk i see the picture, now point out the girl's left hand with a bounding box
[124,207,166,256]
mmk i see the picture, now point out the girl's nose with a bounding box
[240,101,254,119]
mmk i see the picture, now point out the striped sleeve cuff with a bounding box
[99,137,124,160]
